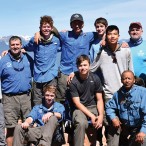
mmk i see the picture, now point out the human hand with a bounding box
[1,50,8,57]
[90,114,98,127]
[135,132,145,144]
[94,115,103,129]
[42,112,53,123]
[21,121,30,129]
[21,49,26,53]
[34,32,41,44]
[112,118,121,128]
[67,72,75,85]
[121,42,129,48]
[100,40,106,47]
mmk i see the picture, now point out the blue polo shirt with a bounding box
[0,53,33,94]
[23,36,60,83]
[89,38,101,63]
[106,85,146,134]
[128,39,146,82]
[27,102,65,126]
[59,31,95,75]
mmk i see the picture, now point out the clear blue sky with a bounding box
[0,0,146,40]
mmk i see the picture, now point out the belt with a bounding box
[3,90,30,97]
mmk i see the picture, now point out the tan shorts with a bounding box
[2,93,31,128]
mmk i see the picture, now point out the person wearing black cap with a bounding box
[128,22,146,86]
[55,13,97,101]
[34,13,96,100]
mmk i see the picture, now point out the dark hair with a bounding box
[76,54,90,67]
[94,17,108,27]
[134,76,145,87]
[106,25,119,35]
[121,70,135,79]
[40,15,53,27]
[9,36,22,45]
[43,85,56,95]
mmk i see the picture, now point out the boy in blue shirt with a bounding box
[13,85,65,146]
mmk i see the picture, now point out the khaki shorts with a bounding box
[2,93,31,128]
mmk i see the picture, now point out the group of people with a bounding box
[0,12,146,146]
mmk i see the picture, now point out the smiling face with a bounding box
[44,91,55,106]
[95,23,106,37]
[9,38,22,57]
[78,60,90,76]
[106,29,119,45]
[71,20,84,35]
[129,25,143,41]
[40,23,53,38]
[121,71,135,90]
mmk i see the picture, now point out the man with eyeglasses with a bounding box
[13,85,65,146]
[0,36,33,146]
[90,25,133,146]
[106,70,146,146]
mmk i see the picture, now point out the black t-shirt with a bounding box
[69,72,103,106]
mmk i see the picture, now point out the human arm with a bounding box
[23,37,36,52]
[67,72,75,85]
[42,112,54,123]
[72,96,97,126]
[138,88,146,141]
[127,48,134,72]
[1,48,26,57]
[42,110,63,123]
[90,50,101,73]
[34,26,60,44]
[105,94,121,127]
[21,117,33,129]
[135,132,146,144]
[95,92,104,129]
[121,42,129,48]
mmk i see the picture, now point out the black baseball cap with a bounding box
[70,13,84,23]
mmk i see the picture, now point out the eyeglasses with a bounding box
[111,53,117,63]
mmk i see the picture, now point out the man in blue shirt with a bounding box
[57,13,96,100]
[106,70,146,146]
[0,36,33,146]
[23,15,60,106]
[34,14,96,100]
[128,22,146,86]
[13,85,65,146]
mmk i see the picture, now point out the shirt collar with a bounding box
[39,103,55,112]
[71,30,84,36]
[130,37,143,46]
[120,85,137,97]
[8,52,24,61]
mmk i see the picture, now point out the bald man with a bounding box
[106,70,146,146]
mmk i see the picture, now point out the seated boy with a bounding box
[13,85,65,146]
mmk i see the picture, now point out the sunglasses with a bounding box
[111,53,117,63]
[12,59,24,71]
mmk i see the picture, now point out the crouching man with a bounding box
[69,55,104,146]
[106,70,146,146]
[13,85,65,146]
